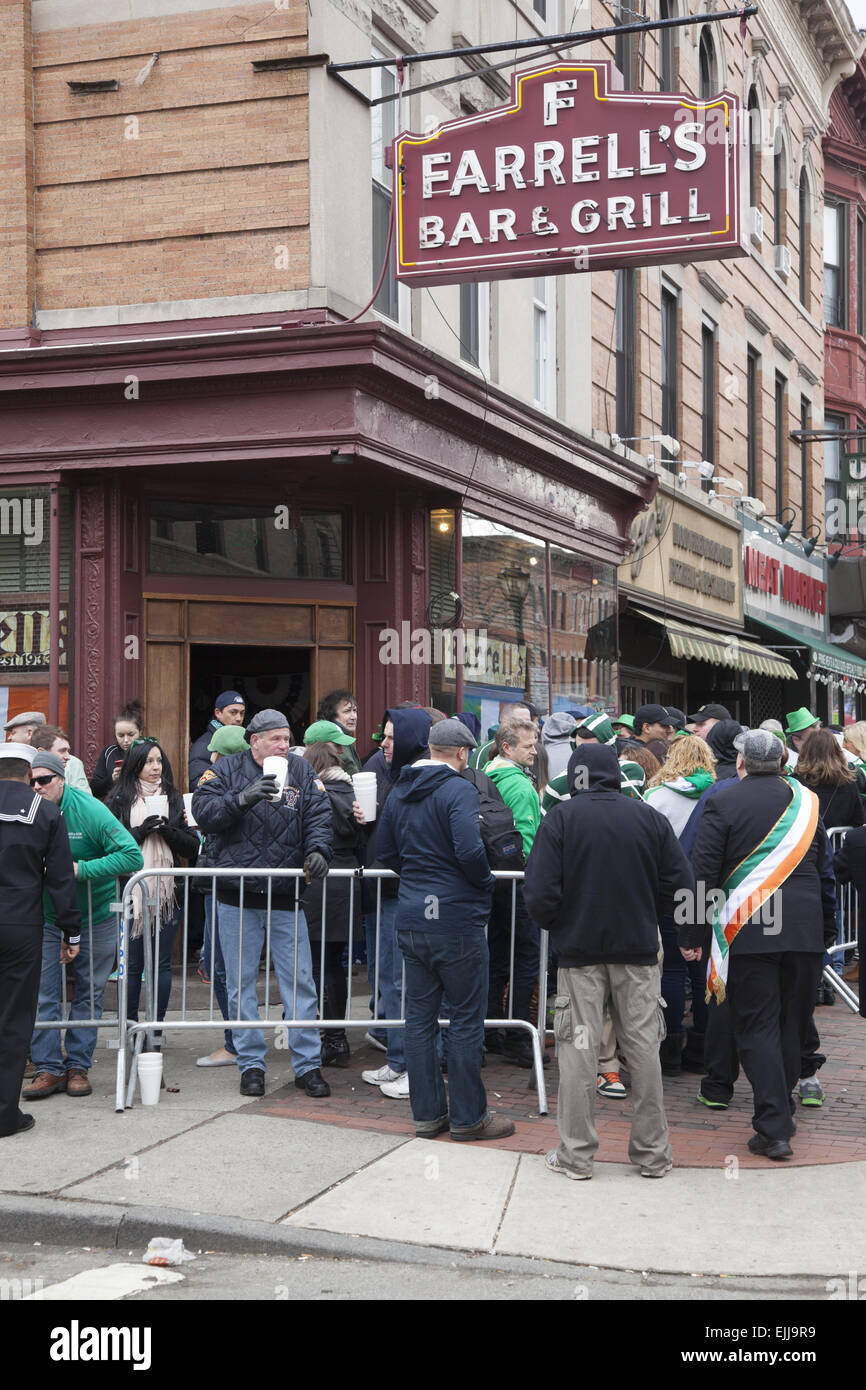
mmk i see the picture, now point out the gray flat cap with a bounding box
[30,749,66,777]
[734,728,784,766]
[245,708,291,737]
[428,717,477,750]
[4,710,46,732]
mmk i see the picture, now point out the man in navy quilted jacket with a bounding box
[193,709,333,1099]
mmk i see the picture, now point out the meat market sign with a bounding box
[394,60,745,286]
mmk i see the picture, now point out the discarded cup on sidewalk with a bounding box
[352,771,377,823]
[143,1237,196,1266]
[137,1052,163,1106]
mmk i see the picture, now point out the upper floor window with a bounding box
[698,28,717,100]
[615,0,635,85]
[701,319,717,487]
[615,268,637,439]
[747,88,761,207]
[533,278,556,411]
[798,170,810,307]
[459,281,490,375]
[661,282,679,470]
[659,0,676,91]
[824,201,847,327]
[858,214,865,338]
[746,348,760,498]
[773,145,786,247]
[371,43,406,323]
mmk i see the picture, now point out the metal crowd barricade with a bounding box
[115,866,550,1113]
[32,877,125,1044]
[825,827,861,1014]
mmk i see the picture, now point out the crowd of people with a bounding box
[0,691,862,1171]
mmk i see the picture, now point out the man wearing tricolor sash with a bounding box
[685,730,836,1161]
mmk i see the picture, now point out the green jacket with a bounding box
[44,786,143,926]
[484,757,541,856]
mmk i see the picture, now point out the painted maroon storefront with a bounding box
[0,310,655,787]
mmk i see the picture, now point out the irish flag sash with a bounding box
[707,779,819,1003]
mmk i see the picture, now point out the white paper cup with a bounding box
[137,1052,163,1106]
[262,755,288,800]
[352,772,378,823]
[182,793,198,827]
[144,794,169,819]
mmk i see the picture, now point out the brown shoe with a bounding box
[22,1072,67,1100]
[66,1069,92,1098]
[451,1112,516,1142]
[843,962,859,983]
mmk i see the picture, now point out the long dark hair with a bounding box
[106,738,175,825]
[795,728,855,788]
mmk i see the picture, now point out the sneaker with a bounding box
[451,1112,515,1142]
[364,1031,388,1053]
[748,1133,792,1160]
[545,1150,591,1180]
[380,1073,410,1098]
[640,1162,673,1178]
[696,1091,729,1109]
[596,1072,626,1099]
[798,1077,824,1107]
[361,1064,404,1086]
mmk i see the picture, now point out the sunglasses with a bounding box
[30,773,59,787]
[130,737,158,748]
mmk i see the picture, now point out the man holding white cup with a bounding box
[192,709,333,1098]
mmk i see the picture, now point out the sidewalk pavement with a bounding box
[1,1001,863,1282]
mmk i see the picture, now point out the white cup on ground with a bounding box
[352,772,378,823]
[262,755,288,800]
[137,1051,163,1105]
[144,794,169,819]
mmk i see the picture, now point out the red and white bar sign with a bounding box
[394,59,745,286]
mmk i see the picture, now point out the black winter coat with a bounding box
[687,772,834,955]
[191,749,333,907]
[523,744,695,965]
[92,742,175,800]
[795,773,865,833]
[188,720,222,789]
[303,770,364,942]
[110,785,199,866]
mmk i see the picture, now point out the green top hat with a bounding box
[575,712,617,745]
[785,708,820,736]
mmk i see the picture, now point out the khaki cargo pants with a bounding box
[553,964,671,1176]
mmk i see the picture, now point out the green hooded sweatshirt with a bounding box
[484,757,541,857]
[44,785,143,926]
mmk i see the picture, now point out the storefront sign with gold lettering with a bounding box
[619,486,742,622]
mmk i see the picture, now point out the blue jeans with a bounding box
[127,909,181,1024]
[660,916,687,1034]
[201,895,235,1054]
[31,918,117,1074]
[218,902,321,1078]
[366,897,405,1072]
[397,928,489,1130]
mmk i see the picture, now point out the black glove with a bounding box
[823,917,838,950]
[238,775,278,809]
[134,815,166,842]
[304,852,328,880]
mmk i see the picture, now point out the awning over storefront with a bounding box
[752,620,866,689]
[632,607,798,679]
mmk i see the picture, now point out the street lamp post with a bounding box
[498,563,531,699]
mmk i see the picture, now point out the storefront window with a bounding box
[428,510,618,725]
[149,503,344,579]
[0,488,71,675]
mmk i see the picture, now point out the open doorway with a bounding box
[189,644,312,747]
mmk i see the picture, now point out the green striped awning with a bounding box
[632,608,798,680]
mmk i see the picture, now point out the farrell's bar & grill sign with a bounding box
[394,59,745,286]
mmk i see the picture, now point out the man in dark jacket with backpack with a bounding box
[525,743,694,1179]
[376,718,515,1142]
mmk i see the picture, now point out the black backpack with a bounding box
[462,767,525,872]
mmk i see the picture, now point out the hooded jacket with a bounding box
[706,720,743,780]
[524,745,694,965]
[540,712,577,781]
[643,773,714,839]
[362,708,432,899]
[376,760,496,931]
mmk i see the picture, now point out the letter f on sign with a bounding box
[544,80,578,125]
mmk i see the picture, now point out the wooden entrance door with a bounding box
[144,596,354,790]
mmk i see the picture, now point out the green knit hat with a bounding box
[575,712,617,745]
[785,707,820,736]
[208,725,250,756]
[619,759,646,800]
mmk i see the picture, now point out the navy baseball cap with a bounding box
[215,690,245,709]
